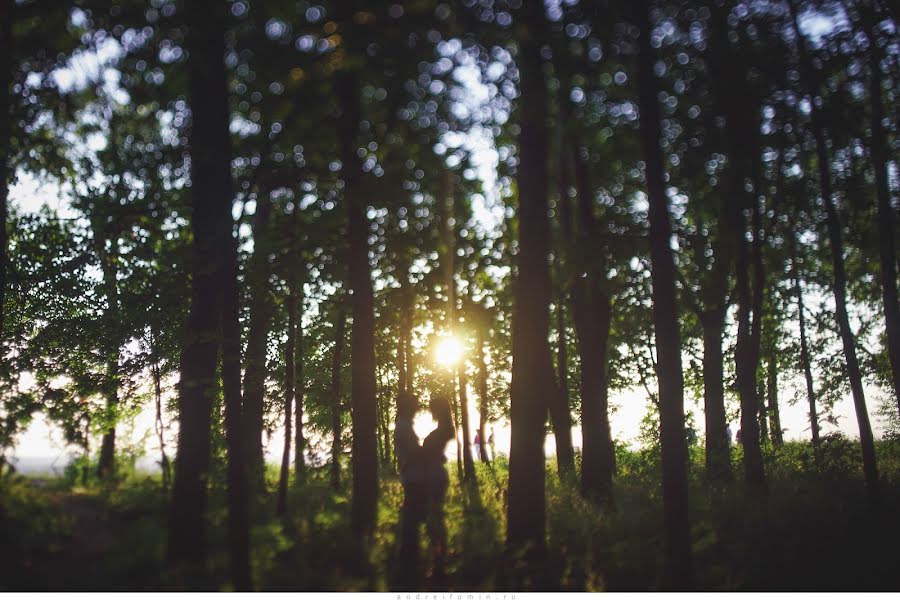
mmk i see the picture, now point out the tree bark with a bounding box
[458,361,475,481]
[336,34,378,534]
[700,307,730,481]
[242,192,273,484]
[170,0,251,588]
[507,2,552,554]
[330,304,346,490]
[767,348,782,446]
[708,1,766,491]
[477,324,491,463]
[637,1,692,587]
[790,1,879,495]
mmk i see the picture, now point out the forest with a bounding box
[1,0,899,592]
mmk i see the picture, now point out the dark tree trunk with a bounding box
[330,305,346,490]
[168,0,226,571]
[700,307,730,481]
[573,289,614,501]
[169,0,250,587]
[96,229,120,480]
[277,282,297,517]
[863,8,900,418]
[477,325,491,463]
[294,282,306,481]
[243,192,273,484]
[0,0,10,342]
[707,0,766,492]
[507,2,552,554]
[790,2,879,495]
[767,349,782,446]
[336,54,378,535]
[458,362,475,481]
[637,1,692,587]
[218,98,252,597]
[569,140,614,499]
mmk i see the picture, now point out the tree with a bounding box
[636,0,692,587]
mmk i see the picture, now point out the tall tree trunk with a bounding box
[294,282,306,481]
[507,2,552,554]
[336,45,378,535]
[0,0,11,343]
[330,305,346,490]
[637,1,692,587]
[573,290,613,501]
[277,282,297,517]
[767,348,782,446]
[170,0,251,588]
[863,6,900,417]
[790,2,879,495]
[700,307,730,481]
[568,142,614,499]
[477,324,491,463]
[243,192,273,484]
[459,361,475,481]
[708,1,767,491]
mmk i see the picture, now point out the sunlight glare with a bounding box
[435,335,464,368]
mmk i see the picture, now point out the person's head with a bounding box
[429,393,453,425]
[396,391,418,421]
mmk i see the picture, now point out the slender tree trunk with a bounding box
[477,325,491,463]
[243,192,273,484]
[790,2,879,495]
[152,357,171,489]
[96,230,119,480]
[637,1,692,586]
[459,362,475,481]
[277,283,297,517]
[767,349,782,446]
[336,53,378,535]
[330,305,346,490]
[700,307,730,481]
[507,1,552,554]
[0,0,11,343]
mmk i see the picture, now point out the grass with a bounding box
[1,437,899,591]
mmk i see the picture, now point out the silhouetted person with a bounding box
[394,392,454,582]
[473,431,481,460]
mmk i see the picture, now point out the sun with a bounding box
[435,335,464,368]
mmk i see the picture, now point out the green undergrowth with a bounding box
[1,438,899,591]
